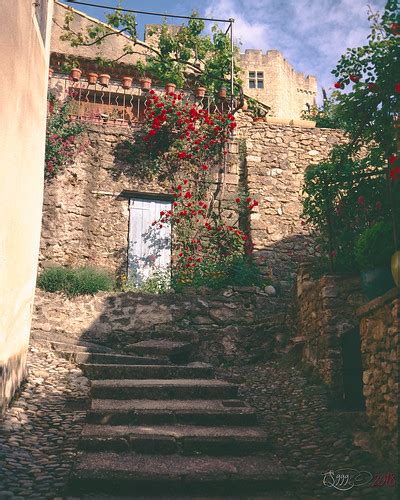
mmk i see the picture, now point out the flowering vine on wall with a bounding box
[120,90,263,288]
[45,94,85,179]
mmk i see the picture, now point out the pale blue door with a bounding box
[128,198,172,285]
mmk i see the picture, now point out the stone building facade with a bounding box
[0,0,53,414]
[39,110,343,291]
[240,50,317,120]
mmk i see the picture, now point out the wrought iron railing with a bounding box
[48,73,237,126]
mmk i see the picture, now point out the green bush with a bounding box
[37,266,114,296]
[355,222,395,271]
[172,255,269,291]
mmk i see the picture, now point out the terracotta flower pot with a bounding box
[48,68,54,79]
[241,99,248,111]
[87,72,98,85]
[219,86,227,98]
[391,250,400,287]
[121,76,133,89]
[70,68,82,82]
[165,82,176,94]
[195,86,206,98]
[140,77,152,91]
[98,74,110,86]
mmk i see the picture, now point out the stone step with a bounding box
[75,352,169,366]
[80,424,271,455]
[82,364,214,380]
[126,340,192,363]
[32,338,113,354]
[31,332,112,351]
[90,379,238,400]
[69,451,288,496]
[87,399,258,426]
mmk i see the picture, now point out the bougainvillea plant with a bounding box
[302,0,400,273]
[118,90,237,177]
[120,89,262,287]
[45,93,85,179]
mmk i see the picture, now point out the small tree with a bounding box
[302,0,400,272]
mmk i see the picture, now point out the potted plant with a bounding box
[355,221,396,300]
[165,82,176,94]
[136,61,152,91]
[98,74,111,86]
[195,86,206,98]
[121,76,133,89]
[70,67,82,82]
[87,72,98,85]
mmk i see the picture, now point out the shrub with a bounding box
[37,266,114,296]
[172,255,269,291]
[355,222,396,271]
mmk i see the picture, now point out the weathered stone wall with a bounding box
[32,287,293,365]
[239,49,317,119]
[296,264,366,402]
[235,115,344,290]
[39,114,344,291]
[357,288,399,462]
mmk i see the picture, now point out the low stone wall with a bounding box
[32,287,293,365]
[295,264,365,402]
[357,288,399,463]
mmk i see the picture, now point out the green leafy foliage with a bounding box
[355,221,396,270]
[37,266,114,296]
[45,94,85,179]
[302,0,400,274]
[172,255,268,290]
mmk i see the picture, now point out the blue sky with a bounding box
[64,0,387,101]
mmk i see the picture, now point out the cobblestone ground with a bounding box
[218,361,398,500]
[0,345,89,499]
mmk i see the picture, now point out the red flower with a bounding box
[349,74,360,83]
[391,23,400,35]
[184,191,192,199]
[246,197,252,203]
[389,154,398,164]
[177,185,182,190]
[357,195,365,205]
[201,164,208,171]
[235,197,241,203]
[395,83,400,94]
[334,82,343,89]
[183,179,188,185]
[178,151,186,159]
[242,235,248,241]
[390,166,400,181]
[368,83,378,92]
[375,201,382,209]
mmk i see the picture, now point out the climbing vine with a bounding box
[45,93,85,179]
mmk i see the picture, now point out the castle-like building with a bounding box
[239,49,317,120]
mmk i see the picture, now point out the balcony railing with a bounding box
[48,73,237,126]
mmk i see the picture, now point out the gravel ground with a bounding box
[0,345,89,499]
[217,361,398,499]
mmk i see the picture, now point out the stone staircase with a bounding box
[61,339,290,498]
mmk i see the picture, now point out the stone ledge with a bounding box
[356,287,399,318]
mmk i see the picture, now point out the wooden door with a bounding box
[128,198,171,285]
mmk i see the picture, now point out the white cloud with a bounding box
[203,0,387,101]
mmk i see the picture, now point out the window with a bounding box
[248,71,264,89]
